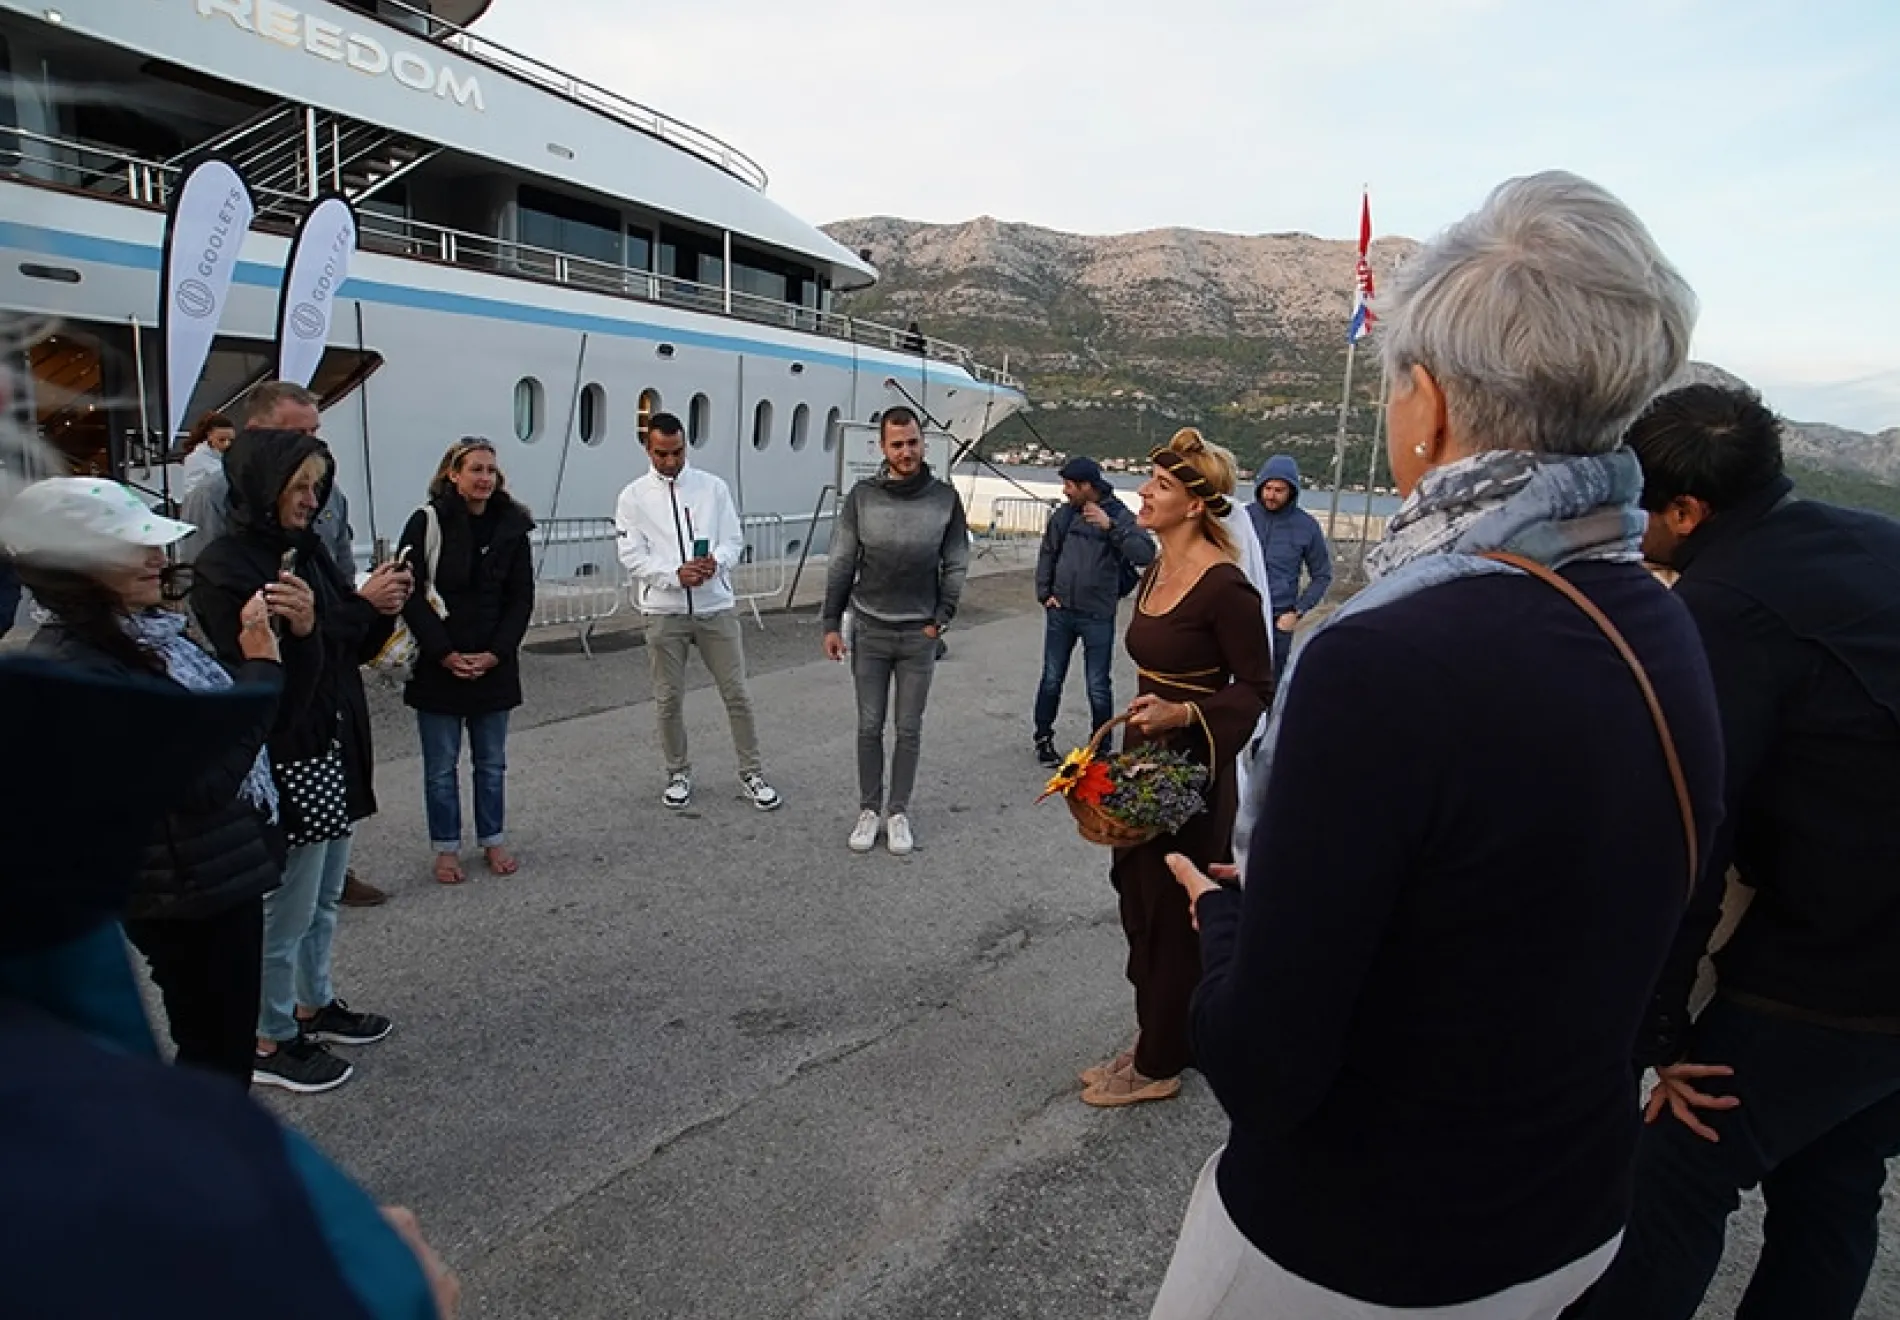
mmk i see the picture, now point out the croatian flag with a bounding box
[1347,191,1376,344]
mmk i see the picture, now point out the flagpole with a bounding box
[1356,395,1386,574]
[1325,339,1355,539]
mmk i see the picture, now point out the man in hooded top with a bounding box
[0,655,456,1318]
[1245,455,1334,677]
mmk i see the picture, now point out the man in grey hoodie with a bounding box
[821,407,969,858]
[1245,454,1334,676]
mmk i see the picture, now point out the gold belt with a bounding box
[1137,665,1222,695]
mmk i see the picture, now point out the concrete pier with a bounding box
[255,567,1894,1319]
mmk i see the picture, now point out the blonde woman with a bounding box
[1081,428,1273,1107]
[398,439,536,885]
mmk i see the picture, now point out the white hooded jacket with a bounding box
[613,463,744,616]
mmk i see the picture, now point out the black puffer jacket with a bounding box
[28,622,285,921]
[397,491,536,717]
[190,429,397,829]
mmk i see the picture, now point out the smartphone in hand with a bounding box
[692,537,710,559]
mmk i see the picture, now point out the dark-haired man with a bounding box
[615,412,781,813]
[1580,383,1900,1319]
[821,406,968,856]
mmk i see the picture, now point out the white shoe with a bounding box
[740,772,782,812]
[886,813,914,857]
[847,810,880,853]
[662,773,692,809]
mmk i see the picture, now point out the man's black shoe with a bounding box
[1035,735,1061,768]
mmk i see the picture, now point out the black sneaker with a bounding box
[253,1035,353,1093]
[300,998,393,1046]
[1035,735,1060,768]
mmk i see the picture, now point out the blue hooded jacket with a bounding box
[0,659,437,1320]
[1245,455,1334,616]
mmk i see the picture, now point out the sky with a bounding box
[484,0,1900,432]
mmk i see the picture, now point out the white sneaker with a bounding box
[662,773,692,809]
[740,772,783,812]
[847,810,880,853]
[886,813,914,857]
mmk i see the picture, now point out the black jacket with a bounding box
[28,623,285,921]
[1034,491,1153,619]
[1190,564,1724,1306]
[190,429,396,829]
[397,492,536,717]
[1642,478,1900,1058]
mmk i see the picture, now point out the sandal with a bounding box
[483,845,519,876]
[433,853,467,886]
[1079,1047,1137,1089]
[1081,1067,1181,1108]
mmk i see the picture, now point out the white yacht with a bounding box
[0,0,1024,556]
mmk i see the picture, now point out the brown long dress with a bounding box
[1113,560,1273,1080]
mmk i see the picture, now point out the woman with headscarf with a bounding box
[396,439,536,885]
[1149,172,1726,1318]
[6,477,285,1088]
[1079,427,1273,1108]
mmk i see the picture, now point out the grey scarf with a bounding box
[124,610,279,822]
[1234,447,1646,868]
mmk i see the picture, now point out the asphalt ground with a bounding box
[152,561,1898,1318]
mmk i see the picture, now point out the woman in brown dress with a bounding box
[1082,428,1274,1107]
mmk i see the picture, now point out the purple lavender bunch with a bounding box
[1100,749,1209,835]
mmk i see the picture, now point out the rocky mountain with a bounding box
[828,216,1900,500]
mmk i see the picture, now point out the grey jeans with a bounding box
[851,619,937,814]
[645,609,763,778]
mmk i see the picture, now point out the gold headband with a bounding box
[1149,447,1232,518]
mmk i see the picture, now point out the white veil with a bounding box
[1223,500,1275,876]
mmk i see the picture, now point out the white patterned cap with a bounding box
[0,477,194,561]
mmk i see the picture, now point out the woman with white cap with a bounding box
[3,476,293,1088]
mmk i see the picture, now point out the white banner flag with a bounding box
[274,194,358,389]
[159,157,254,444]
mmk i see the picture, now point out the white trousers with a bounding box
[1149,1149,1621,1320]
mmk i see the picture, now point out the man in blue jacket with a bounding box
[1246,455,1334,676]
[1032,456,1154,766]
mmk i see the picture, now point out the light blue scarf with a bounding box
[1233,447,1647,867]
[124,611,279,822]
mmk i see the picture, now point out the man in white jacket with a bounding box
[614,413,781,812]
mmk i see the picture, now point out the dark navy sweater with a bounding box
[1191,562,1725,1307]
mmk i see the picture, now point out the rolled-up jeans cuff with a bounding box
[431,839,461,854]
[477,832,505,848]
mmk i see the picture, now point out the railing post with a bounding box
[303,107,319,199]
[722,231,733,314]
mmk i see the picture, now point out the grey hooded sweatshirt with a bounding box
[822,464,969,632]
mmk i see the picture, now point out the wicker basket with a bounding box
[1061,715,1164,849]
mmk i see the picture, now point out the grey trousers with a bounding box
[645,609,763,778]
[851,619,937,814]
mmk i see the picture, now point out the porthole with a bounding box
[689,392,711,448]
[789,402,810,452]
[752,398,774,451]
[513,377,544,443]
[578,383,606,445]
[823,407,841,453]
[638,388,661,444]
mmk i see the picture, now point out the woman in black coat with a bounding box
[9,476,286,1088]
[398,439,535,884]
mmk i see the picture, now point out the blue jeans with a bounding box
[1033,607,1116,741]
[1577,996,1900,1320]
[258,832,353,1042]
[418,710,510,852]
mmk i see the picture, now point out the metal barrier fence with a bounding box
[733,513,788,628]
[973,496,1056,563]
[529,517,624,655]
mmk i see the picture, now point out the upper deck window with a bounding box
[518,185,620,267]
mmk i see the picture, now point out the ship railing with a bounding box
[528,517,624,656]
[0,128,1020,391]
[363,0,769,192]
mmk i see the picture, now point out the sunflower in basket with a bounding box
[1040,742,1209,845]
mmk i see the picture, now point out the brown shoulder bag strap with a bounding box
[1479,551,1699,899]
